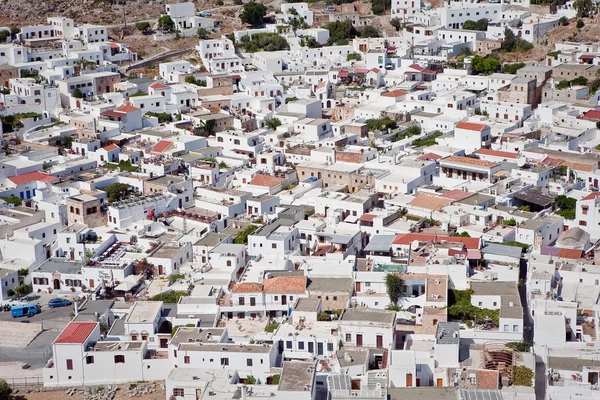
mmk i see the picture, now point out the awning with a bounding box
[354,68,368,74]
[467,249,481,260]
[338,70,349,78]
[114,275,141,291]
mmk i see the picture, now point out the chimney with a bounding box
[74,300,79,316]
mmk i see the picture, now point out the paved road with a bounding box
[0,330,59,368]
[0,299,74,331]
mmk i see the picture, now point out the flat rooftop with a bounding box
[125,301,162,324]
[278,361,315,392]
[171,327,226,347]
[340,309,395,325]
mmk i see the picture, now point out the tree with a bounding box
[18,268,29,277]
[158,15,175,33]
[471,55,500,75]
[197,28,211,39]
[72,87,84,99]
[577,18,585,28]
[371,0,391,14]
[240,2,267,27]
[1,196,22,206]
[501,28,516,52]
[574,0,592,17]
[135,258,156,277]
[512,366,534,386]
[360,26,381,38]
[14,284,30,298]
[62,135,73,148]
[390,17,403,31]
[103,183,131,203]
[195,119,217,137]
[462,18,488,31]
[135,21,152,34]
[503,62,525,74]
[0,30,9,43]
[385,273,405,305]
[0,379,11,397]
[325,20,357,45]
[265,118,282,129]
[234,225,259,245]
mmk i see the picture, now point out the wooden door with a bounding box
[356,282,361,292]
[406,374,412,387]
[376,335,383,349]
[356,334,363,347]
[436,378,443,387]
[416,378,421,387]
[281,295,287,305]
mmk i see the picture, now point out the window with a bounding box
[173,388,185,397]
[66,359,73,370]
[272,243,277,249]
[221,358,229,366]
[86,355,95,364]
[345,333,351,342]
[503,325,509,332]
[493,302,497,307]
[286,341,292,348]
[184,356,190,364]
[327,343,334,352]
[114,355,125,363]
[247,358,253,366]
[298,341,305,350]
[513,325,519,332]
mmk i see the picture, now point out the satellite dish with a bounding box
[411,240,420,250]
[516,157,526,167]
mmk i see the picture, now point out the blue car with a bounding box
[48,298,71,308]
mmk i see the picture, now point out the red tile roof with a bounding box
[456,121,488,132]
[108,42,120,49]
[250,174,286,187]
[56,322,97,344]
[582,192,600,201]
[232,282,263,293]
[440,189,475,201]
[581,110,600,121]
[100,110,124,119]
[8,171,57,185]
[370,68,380,73]
[116,104,140,113]
[476,149,518,159]
[359,214,376,222]
[338,70,349,78]
[263,276,307,293]
[383,89,408,98]
[102,144,119,151]
[417,153,442,161]
[442,155,499,168]
[149,82,169,90]
[392,233,480,249]
[151,140,173,154]
[409,64,424,71]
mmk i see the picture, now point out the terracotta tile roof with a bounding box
[476,149,518,159]
[417,152,442,161]
[249,174,286,187]
[408,193,452,210]
[151,140,173,154]
[383,89,408,98]
[359,214,376,222]
[100,110,124,118]
[369,68,380,73]
[149,82,169,90]
[316,81,328,89]
[263,276,307,293]
[56,322,97,344]
[8,171,58,185]
[102,144,119,151]
[456,121,488,132]
[232,282,263,293]
[582,192,600,201]
[582,110,600,121]
[116,104,140,113]
[392,233,480,249]
[408,64,424,71]
[440,189,475,201]
[563,160,596,172]
[442,155,499,168]
[108,42,120,49]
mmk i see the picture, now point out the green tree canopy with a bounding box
[103,183,131,203]
[325,20,357,45]
[385,273,405,305]
[265,118,282,129]
[158,15,175,32]
[135,22,152,33]
[462,18,489,31]
[240,2,268,26]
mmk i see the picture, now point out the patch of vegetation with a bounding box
[405,215,421,221]
[471,55,500,75]
[390,18,403,31]
[153,291,186,303]
[462,19,489,31]
[168,273,186,284]
[448,289,500,324]
[325,20,357,45]
[1,196,22,206]
[238,32,289,52]
[103,183,131,203]
[385,273,405,305]
[72,87,84,98]
[503,241,529,250]
[512,365,534,386]
[503,62,526,74]
[347,53,362,62]
[158,15,175,33]
[412,130,442,147]
[234,225,259,245]
[185,75,207,87]
[507,342,531,352]
[371,0,391,14]
[146,112,173,123]
[555,194,576,220]
[240,2,268,26]
[501,28,533,53]
[391,125,422,142]
[359,26,381,38]
[270,374,281,385]
[453,231,471,237]
[265,118,282,130]
[264,322,279,333]
[559,16,569,26]
[285,96,299,104]
[20,69,39,79]
[503,218,517,226]
[366,117,397,132]
[135,21,152,34]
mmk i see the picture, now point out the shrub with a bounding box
[462,19,489,31]
[503,62,525,74]
[503,218,517,226]
[237,32,289,52]
[317,313,331,321]
[1,196,22,206]
[385,273,404,305]
[559,16,569,26]
[135,22,151,33]
[264,322,279,333]
[240,2,267,26]
[366,117,397,132]
[234,225,259,245]
[347,53,362,61]
[512,365,534,386]
[507,342,531,352]
[325,20,357,45]
[168,274,185,284]
[577,18,585,29]
[265,118,282,129]
[153,291,186,303]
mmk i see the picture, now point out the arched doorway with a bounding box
[53,279,60,290]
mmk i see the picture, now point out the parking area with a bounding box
[0,293,78,331]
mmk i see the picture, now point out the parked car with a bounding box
[48,298,72,308]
